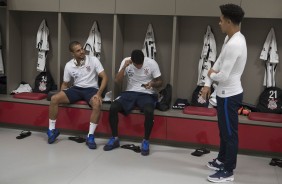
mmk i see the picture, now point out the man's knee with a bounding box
[50,94,61,104]
[110,101,122,113]
[91,97,101,111]
[143,104,154,114]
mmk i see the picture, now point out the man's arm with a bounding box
[60,81,70,91]
[115,59,132,84]
[143,76,163,90]
[97,71,108,97]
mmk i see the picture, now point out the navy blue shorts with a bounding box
[63,86,98,106]
[115,91,158,115]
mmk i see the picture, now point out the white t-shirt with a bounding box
[205,31,247,98]
[119,57,161,94]
[64,55,104,88]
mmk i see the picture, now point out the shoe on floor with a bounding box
[141,139,150,156]
[47,129,60,144]
[103,137,120,151]
[86,134,97,149]
[207,158,224,171]
[207,169,234,183]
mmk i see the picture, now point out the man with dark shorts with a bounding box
[47,41,108,149]
[103,49,163,156]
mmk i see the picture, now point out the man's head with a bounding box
[219,4,245,33]
[131,50,144,69]
[69,41,85,61]
[220,4,244,25]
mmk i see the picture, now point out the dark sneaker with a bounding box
[47,129,60,144]
[207,159,224,171]
[207,169,234,183]
[103,137,120,151]
[141,139,150,156]
[86,134,97,149]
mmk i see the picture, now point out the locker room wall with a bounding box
[241,18,282,105]
[1,0,282,106]
[0,6,6,72]
[175,16,226,103]
[7,11,58,92]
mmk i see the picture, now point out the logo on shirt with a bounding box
[39,76,47,91]
[144,68,149,75]
[86,66,91,72]
[268,99,278,110]
[128,69,134,77]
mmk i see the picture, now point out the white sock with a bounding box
[88,122,97,136]
[49,119,56,130]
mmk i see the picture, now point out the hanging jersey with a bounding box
[84,21,101,60]
[197,26,217,86]
[0,31,4,74]
[36,19,49,72]
[264,63,277,87]
[119,57,161,94]
[142,24,156,60]
[260,28,279,87]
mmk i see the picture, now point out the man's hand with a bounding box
[208,68,217,77]
[142,82,153,89]
[201,86,211,100]
[122,59,132,70]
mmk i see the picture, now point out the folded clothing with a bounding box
[183,106,217,116]
[11,83,32,94]
[248,112,282,123]
[13,92,48,100]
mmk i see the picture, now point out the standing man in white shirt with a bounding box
[47,41,108,150]
[103,49,163,156]
[201,4,246,183]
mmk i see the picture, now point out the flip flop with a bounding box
[16,130,31,139]
[68,136,86,143]
[121,144,141,153]
[269,158,282,167]
[191,148,210,157]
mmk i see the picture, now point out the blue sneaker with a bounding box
[207,169,234,183]
[103,137,120,151]
[141,139,150,156]
[207,159,224,171]
[47,129,60,144]
[86,134,97,149]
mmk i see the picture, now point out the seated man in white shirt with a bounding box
[47,41,108,150]
[103,50,163,156]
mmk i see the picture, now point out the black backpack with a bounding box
[191,85,214,107]
[33,72,55,94]
[256,87,282,114]
[156,84,172,111]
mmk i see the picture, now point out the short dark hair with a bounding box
[131,50,144,65]
[220,4,245,25]
[69,41,81,52]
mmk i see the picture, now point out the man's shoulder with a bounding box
[144,57,159,68]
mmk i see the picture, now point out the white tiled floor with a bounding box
[0,127,281,184]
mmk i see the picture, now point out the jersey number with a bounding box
[269,90,277,99]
